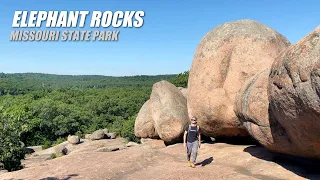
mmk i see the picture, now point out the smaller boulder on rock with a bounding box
[67,135,80,145]
[0,170,8,175]
[0,162,4,170]
[97,147,120,152]
[103,128,109,134]
[85,134,91,139]
[107,132,119,139]
[90,130,105,140]
[26,146,43,154]
[126,142,139,147]
[54,145,68,155]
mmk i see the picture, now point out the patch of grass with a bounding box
[50,153,64,159]
[52,137,66,146]
[97,145,105,149]
[42,140,52,150]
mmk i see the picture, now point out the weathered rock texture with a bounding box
[188,19,290,137]
[268,26,320,158]
[134,100,158,138]
[234,69,294,154]
[85,134,91,139]
[135,81,189,143]
[90,130,105,140]
[2,141,317,180]
[151,81,189,143]
[102,128,109,134]
[53,145,68,155]
[178,87,188,98]
[235,26,320,159]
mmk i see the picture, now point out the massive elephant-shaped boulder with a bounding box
[188,19,290,137]
[268,26,320,158]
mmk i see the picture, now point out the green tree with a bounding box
[169,71,189,88]
[121,116,140,142]
[0,122,26,171]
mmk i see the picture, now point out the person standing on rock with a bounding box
[183,117,201,168]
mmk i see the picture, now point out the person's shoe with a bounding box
[191,162,195,168]
[187,161,192,167]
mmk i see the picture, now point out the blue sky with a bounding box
[0,0,319,76]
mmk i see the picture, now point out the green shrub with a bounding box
[109,117,125,133]
[121,116,140,143]
[169,71,189,88]
[0,123,26,171]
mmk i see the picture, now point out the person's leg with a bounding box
[186,142,193,167]
[187,142,192,161]
[191,140,199,164]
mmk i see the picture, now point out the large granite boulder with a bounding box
[134,81,189,144]
[150,81,189,143]
[134,100,158,138]
[268,26,320,158]
[188,19,290,137]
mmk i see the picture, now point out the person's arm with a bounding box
[198,130,201,148]
[183,131,187,148]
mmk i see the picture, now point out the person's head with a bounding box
[190,117,197,124]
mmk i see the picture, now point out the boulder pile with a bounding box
[84,129,120,141]
[135,20,320,159]
[236,26,320,158]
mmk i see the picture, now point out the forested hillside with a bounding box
[0,72,189,171]
[0,73,176,95]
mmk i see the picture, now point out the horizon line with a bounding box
[0,71,181,77]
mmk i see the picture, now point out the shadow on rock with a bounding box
[40,174,79,180]
[213,136,258,145]
[196,156,214,167]
[77,140,85,145]
[244,145,320,180]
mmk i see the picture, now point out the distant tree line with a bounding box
[0,73,176,95]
